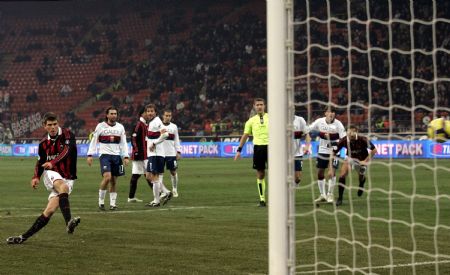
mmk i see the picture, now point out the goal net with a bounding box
[269,0,450,274]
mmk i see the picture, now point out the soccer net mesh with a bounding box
[290,0,450,274]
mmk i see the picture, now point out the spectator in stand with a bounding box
[60,84,72,97]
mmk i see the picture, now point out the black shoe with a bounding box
[109,205,118,211]
[258,201,266,207]
[6,235,27,244]
[357,187,364,197]
[161,192,173,206]
[66,217,81,234]
[335,199,343,206]
[146,201,160,207]
[99,204,105,211]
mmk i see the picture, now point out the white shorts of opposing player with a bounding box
[42,170,74,200]
[131,160,148,175]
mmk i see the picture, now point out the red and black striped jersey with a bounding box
[334,136,375,161]
[131,117,148,160]
[33,127,77,180]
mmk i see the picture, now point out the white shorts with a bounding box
[132,160,148,175]
[42,170,74,200]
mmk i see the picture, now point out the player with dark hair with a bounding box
[329,125,377,206]
[128,106,154,203]
[146,104,173,207]
[234,98,269,207]
[6,112,80,244]
[309,105,346,204]
[87,106,129,210]
[161,109,182,197]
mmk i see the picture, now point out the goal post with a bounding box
[267,0,295,274]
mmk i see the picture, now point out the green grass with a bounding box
[0,157,450,274]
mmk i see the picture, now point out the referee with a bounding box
[234,98,269,207]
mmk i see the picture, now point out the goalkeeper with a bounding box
[329,125,377,206]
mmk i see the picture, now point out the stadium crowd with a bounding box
[0,0,449,141]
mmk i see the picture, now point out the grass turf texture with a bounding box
[0,157,449,274]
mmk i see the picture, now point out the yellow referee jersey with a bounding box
[244,113,269,145]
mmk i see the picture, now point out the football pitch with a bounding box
[0,157,449,274]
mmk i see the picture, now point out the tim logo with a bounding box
[432,144,443,155]
[223,145,235,155]
[14,146,26,154]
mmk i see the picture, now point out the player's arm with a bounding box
[87,125,100,166]
[120,126,130,166]
[234,133,250,160]
[328,138,345,172]
[303,133,312,154]
[235,119,252,160]
[361,141,377,166]
[174,126,182,160]
[31,145,46,189]
[131,123,141,159]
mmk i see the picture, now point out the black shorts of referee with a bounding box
[252,145,268,170]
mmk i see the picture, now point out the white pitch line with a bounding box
[0,205,221,219]
[297,260,450,274]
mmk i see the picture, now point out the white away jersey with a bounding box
[87,122,129,157]
[147,116,167,157]
[309,117,346,155]
[293,116,309,157]
[162,122,181,157]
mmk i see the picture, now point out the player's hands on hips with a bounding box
[234,152,241,161]
[87,156,93,166]
[42,162,53,170]
[31,178,39,189]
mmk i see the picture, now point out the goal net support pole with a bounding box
[268,0,295,274]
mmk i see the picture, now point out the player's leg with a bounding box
[170,169,179,197]
[326,157,339,203]
[98,155,112,210]
[294,158,302,186]
[256,169,266,207]
[167,157,179,197]
[9,198,56,244]
[146,157,161,206]
[336,161,350,206]
[357,165,367,197]
[109,176,118,210]
[109,155,124,210]
[252,145,267,206]
[315,154,328,202]
[128,160,144,202]
[128,174,141,201]
[143,159,153,190]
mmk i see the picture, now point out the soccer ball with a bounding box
[427,118,450,143]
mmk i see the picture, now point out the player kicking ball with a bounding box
[6,112,80,244]
[328,125,377,206]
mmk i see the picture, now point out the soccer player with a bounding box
[293,115,311,186]
[128,107,154,203]
[309,105,346,204]
[145,104,173,207]
[6,112,80,244]
[161,109,182,197]
[87,107,129,211]
[329,125,377,206]
[234,98,269,207]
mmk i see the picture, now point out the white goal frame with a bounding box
[267,0,294,274]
